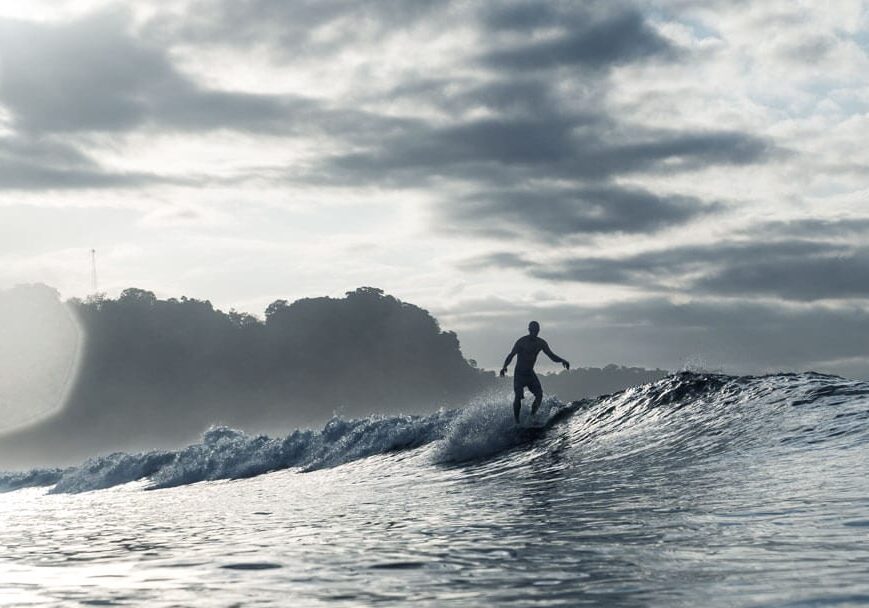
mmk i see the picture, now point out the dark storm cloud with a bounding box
[0,13,164,133]
[601,130,775,171]
[153,89,313,133]
[329,116,576,176]
[321,119,773,186]
[696,249,869,301]
[0,137,96,168]
[0,158,150,190]
[479,1,567,31]
[481,10,678,70]
[469,238,869,302]
[0,137,158,190]
[383,77,574,121]
[447,186,720,239]
[698,219,869,300]
[0,12,321,135]
[741,217,869,240]
[532,240,838,284]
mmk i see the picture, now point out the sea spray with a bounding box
[1,372,867,495]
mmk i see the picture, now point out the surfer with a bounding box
[500,321,570,424]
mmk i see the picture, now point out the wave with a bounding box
[2,372,867,495]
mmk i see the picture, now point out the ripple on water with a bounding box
[220,562,283,570]
[368,561,428,570]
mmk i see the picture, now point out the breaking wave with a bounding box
[2,372,867,495]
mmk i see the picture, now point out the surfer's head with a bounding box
[528,321,540,336]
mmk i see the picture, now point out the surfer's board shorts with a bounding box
[514,372,542,398]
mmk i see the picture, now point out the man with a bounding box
[500,321,570,424]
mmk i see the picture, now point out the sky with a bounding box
[1,0,868,378]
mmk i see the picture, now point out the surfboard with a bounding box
[515,421,546,442]
[517,415,546,430]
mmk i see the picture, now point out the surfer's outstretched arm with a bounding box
[542,341,570,370]
[500,343,518,377]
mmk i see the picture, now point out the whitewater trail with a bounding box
[2,372,868,495]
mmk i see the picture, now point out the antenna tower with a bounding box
[90,249,98,293]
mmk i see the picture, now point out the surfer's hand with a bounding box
[499,368,507,377]
[562,360,570,370]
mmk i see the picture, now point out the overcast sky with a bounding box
[1,0,868,377]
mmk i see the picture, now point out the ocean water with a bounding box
[1,372,868,607]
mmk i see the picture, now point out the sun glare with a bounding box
[0,287,84,434]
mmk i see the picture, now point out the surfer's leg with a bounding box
[530,376,543,414]
[531,394,542,414]
[513,383,524,423]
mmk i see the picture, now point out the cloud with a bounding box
[326,116,578,183]
[598,130,776,172]
[478,1,568,32]
[0,2,776,202]
[0,136,159,190]
[135,0,774,193]
[0,12,164,133]
[696,248,869,301]
[481,10,678,71]
[320,117,774,187]
[0,11,316,135]
[457,252,534,272]
[304,2,775,190]
[138,205,233,228]
[740,217,869,240]
[145,0,439,54]
[539,239,839,282]
[699,219,869,301]
[446,185,720,239]
[467,239,866,302]
[779,34,838,63]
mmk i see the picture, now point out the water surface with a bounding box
[2,373,868,606]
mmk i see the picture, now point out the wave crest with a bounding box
[2,372,866,495]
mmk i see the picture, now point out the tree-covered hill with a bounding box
[0,286,491,466]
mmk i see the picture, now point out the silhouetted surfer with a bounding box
[500,321,570,424]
